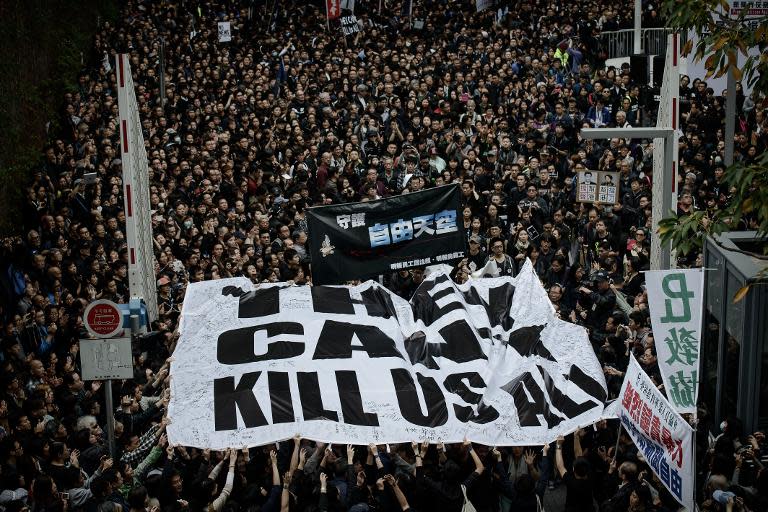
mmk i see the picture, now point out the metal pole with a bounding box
[159,38,166,108]
[634,0,642,54]
[130,314,141,339]
[724,69,736,166]
[105,378,116,458]
[661,133,675,269]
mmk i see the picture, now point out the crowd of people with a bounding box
[1,0,767,510]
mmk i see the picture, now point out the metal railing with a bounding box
[599,28,687,59]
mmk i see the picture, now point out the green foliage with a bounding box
[662,0,768,91]
[659,151,768,257]
[0,0,118,236]
[659,0,768,264]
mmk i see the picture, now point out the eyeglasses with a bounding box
[492,244,504,249]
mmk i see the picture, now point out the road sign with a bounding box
[79,337,134,380]
[84,300,123,338]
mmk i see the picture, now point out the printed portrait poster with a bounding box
[598,171,620,204]
[577,170,598,202]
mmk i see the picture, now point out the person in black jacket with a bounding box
[413,439,484,512]
[600,460,640,512]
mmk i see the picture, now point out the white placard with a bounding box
[645,269,704,414]
[218,22,232,42]
[476,0,495,12]
[618,357,695,511]
[167,262,608,448]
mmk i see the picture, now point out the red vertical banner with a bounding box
[327,0,341,20]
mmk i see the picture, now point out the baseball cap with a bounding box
[594,270,610,282]
[469,234,482,244]
[157,276,171,286]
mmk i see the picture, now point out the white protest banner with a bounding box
[618,357,695,511]
[218,22,232,42]
[645,269,704,414]
[167,262,608,449]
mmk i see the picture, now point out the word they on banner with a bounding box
[167,262,608,449]
[645,269,704,414]
[619,356,695,511]
[306,185,465,285]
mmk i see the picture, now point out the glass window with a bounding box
[720,270,743,419]
[701,251,723,414]
[759,296,768,429]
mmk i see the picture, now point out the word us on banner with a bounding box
[167,262,608,449]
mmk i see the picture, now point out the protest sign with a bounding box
[645,269,704,414]
[326,0,341,20]
[577,170,619,204]
[476,0,496,12]
[618,357,695,511]
[307,185,465,285]
[167,262,608,449]
[340,14,361,35]
[218,22,232,42]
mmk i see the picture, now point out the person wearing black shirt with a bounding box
[555,434,596,512]
[577,271,617,331]
[465,235,488,274]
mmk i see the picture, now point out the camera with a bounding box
[578,279,594,292]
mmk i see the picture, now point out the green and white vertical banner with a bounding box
[645,269,704,414]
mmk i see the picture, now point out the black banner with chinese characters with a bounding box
[307,185,465,285]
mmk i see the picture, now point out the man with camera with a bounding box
[518,185,550,225]
[577,270,616,331]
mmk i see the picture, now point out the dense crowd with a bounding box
[1,0,767,510]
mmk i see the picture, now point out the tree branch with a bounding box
[710,234,768,261]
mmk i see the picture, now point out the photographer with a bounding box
[577,271,617,331]
[518,185,550,226]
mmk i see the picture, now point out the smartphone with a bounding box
[62,492,70,500]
